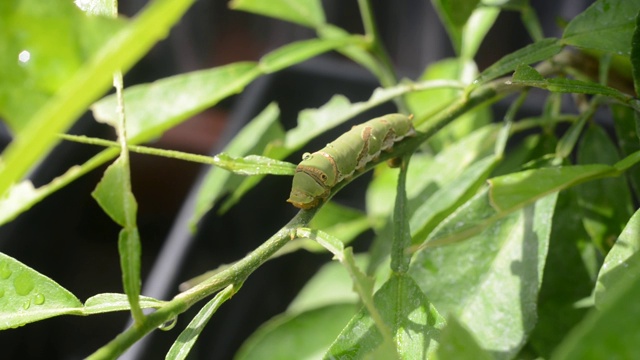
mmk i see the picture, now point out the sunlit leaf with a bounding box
[235,304,357,360]
[92,158,137,226]
[92,62,261,143]
[562,0,640,56]
[476,38,563,84]
[410,155,498,244]
[230,0,325,28]
[0,252,82,329]
[488,164,615,213]
[0,0,124,133]
[410,194,556,359]
[166,285,235,360]
[326,274,446,359]
[287,258,365,313]
[594,208,640,307]
[0,0,195,198]
[259,37,360,74]
[82,293,164,315]
[407,59,492,152]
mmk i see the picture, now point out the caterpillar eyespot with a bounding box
[287,113,415,209]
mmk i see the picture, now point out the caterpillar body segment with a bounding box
[287,114,415,209]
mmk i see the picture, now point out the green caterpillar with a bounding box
[287,113,415,209]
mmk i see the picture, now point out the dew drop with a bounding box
[0,288,4,298]
[14,272,35,296]
[0,262,12,279]
[18,50,31,64]
[23,299,31,310]
[158,317,177,331]
[34,293,45,305]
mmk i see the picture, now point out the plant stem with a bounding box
[357,0,408,113]
[86,207,318,359]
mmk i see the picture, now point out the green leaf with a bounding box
[166,285,235,360]
[82,293,165,315]
[117,227,143,320]
[407,59,492,152]
[460,6,500,60]
[390,156,412,272]
[410,194,557,359]
[410,155,498,244]
[488,164,617,213]
[440,0,481,27]
[0,0,196,198]
[92,62,261,143]
[476,38,563,84]
[545,78,630,100]
[92,157,138,226]
[326,273,446,359]
[420,164,615,249]
[551,247,640,360]
[0,0,125,133]
[0,180,48,226]
[317,25,386,82]
[0,252,82,329]
[367,125,499,271]
[235,304,358,360]
[512,63,545,81]
[259,37,360,74]
[229,0,325,28]
[211,154,296,175]
[511,65,632,101]
[283,89,403,150]
[91,130,144,321]
[190,103,283,226]
[436,316,494,360]
[576,125,634,250]
[287,257,366,313]
[527,190,593,357]
[594,208,640,307]
[432,0,482,52]
[555,108,591,159]
[562,0,640,56]
[294,228,385,340]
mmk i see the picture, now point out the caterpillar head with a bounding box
[287,169,330,209]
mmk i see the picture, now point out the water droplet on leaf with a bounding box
[14,272,34,296]
[23,300,31,310]
[0,262,12,279]
[18,50,31,64]
[34,293,45,305]
[158,317,177,331]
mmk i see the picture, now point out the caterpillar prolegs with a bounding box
[287,113,415,209]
